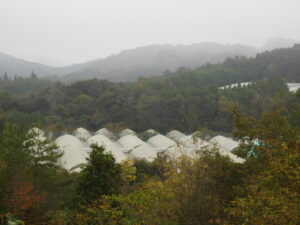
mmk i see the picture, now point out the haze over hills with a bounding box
[62,42,258,82]
[0,38,298,82]
[0,52,96,79]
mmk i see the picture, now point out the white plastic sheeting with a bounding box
[129,144,157,162]
[96,128,115,139]
[87,134,128,163]
[147,134,177,152]
[164,145,196,159]
[287,83,300,93]
[74,127,91,141]
[219,82,252,90]
[209,135,239,152]
[217,148,245,163]
[118,135,145,148]
[119,128,136,137]
[179,135,213,150]
[55,134,88,172]
[220,82,299,93]
[144,129,158,135]
[166,130,185,142]
[54,128,245,166]
[177,135,244,163]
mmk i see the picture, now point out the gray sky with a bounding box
[0,0,299,66]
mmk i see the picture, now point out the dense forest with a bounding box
[0,45,300,133]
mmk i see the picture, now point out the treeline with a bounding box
[0,106,299,224]
[0,45,300,133]
[0,71,54,95]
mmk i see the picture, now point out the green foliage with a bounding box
[0,75,53,95]
[1,46,299,133]
[0,124,74,224]
[226,108,300,225]
[133,157,167,183]
[76,145,122,204]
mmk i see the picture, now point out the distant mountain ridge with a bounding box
[0,52,96,78]
[62,42,258,82]
[0,38,298,82]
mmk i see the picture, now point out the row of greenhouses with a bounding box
[32,127,245,172]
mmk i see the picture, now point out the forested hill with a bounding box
[62,43,257,82]
[63,38,299,83]
[218,44,300,83]
[0,45,299,133]
[0,42,256,81]
[0,52,92,78]
[1,38,297,82]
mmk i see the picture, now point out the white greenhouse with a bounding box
[119,128,136,137]
[217,148,245,164]
[209,135,239,152]
[87,134,128,163]
[95,128,115,139]
[287,83,300,93]
[144,129,158,135]
[166,130,186,142]
[129,144,157,162]
[73,127,91,141]
[55,134,88,172]
[179,135,213,150]
[117,134,145,149]
[147,134,177,152]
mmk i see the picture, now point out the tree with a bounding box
[30,71,37,79]
[3,72,8,81]
[76,145,122,204]
[0,124,64,223]
[226,108,300,225]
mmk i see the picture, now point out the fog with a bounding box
[0,0,299,66]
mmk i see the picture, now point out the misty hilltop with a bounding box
[0,38,298,82]
[0,52,95,79]
[62,42,258,82]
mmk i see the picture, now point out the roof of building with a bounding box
[47,127,246,170]
[55,134,88,172]
[179,135,213,150]
[74,127,91,141]
[147,134,177,149]
[166,130,186,142]
[129,144,157,162]
[87,134,128,163]
[209,135,239,152]
[95,128,115,139]
[119,128,136,137]
[118,134,145,149]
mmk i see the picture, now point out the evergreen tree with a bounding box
[30,71,37,79]
[76,145,122,204]
[3,72,8,81]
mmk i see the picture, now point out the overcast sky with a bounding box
[0,0,299,66]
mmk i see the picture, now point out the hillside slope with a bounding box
[0,52,94,78]
[0,38,297,81]
[62,43,258,82]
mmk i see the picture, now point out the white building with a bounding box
[73,127,91,141]
[95,128,115,139]
[55,134,88,172]
[147,134,177,152]
[209,135,239,152]
[119,128,136,137]
[87,134,128,163]
[166,130,186,142]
